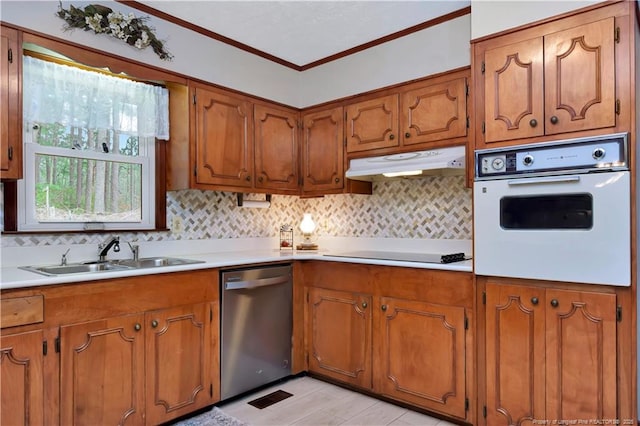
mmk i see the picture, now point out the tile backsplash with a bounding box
[1,176,471,247]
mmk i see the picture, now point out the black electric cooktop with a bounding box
[324,251,471,264]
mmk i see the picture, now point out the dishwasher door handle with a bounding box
[225,275,290,290]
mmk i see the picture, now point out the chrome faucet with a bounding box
[61,248,71,266]
[127,241,140,261]
[98,237,120,261]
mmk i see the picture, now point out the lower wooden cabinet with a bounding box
[375,297,467,419]
[60,303,215,426]
[307,288,372,388]
[1,330,45,426]
[485,282,617,424]
[304,263,473,421]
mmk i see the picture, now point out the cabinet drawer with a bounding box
[1,295,44,328]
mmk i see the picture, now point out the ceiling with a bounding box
[136,1,470,68]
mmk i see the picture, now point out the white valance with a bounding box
[23,55,169,140]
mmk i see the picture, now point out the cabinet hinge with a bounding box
[482,291,486,305]
[306,292,309,303]
[8,146,13,161]
[192,94,196,105]
[8,48,12,64]
[616,306,622,322]
[483,405,487,418]
[466,116,470,129]
[210,307,213,322]
[43,340,48,356]
[210,384,213,397]
[193,165,197,177]
[481,121,486,134]
[614,27,620,43]
[55,336,60,353]
[465,83,469,96]
[465,398,469,411]
[344,137,347,147]
[481,61,485,74]
[464,316,468,330]
[344,111,347,120]
[306,353,309,364]
[615,99,620,115]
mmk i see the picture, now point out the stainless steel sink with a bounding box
[21,262,133,276]
[113,257,204,269]
[21,257,204,277]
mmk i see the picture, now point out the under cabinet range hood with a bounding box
[345,146,465,181]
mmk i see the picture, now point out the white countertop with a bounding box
[1,244,472,290]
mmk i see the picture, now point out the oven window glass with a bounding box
[500,194,593,229]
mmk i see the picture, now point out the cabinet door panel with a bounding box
[145,303,212,425]
[484,37,544,143]
[544,18,615,135]
[194,87,253,188]
[0,25,22,179]
[254,105,298,192]
[60,315,145,426]
[302,108,344,192]
[1,330,44,426]
[346,95,399,152]
[376,297,466,418]
[307,288,372,388]
[402,78,467,145]
[485,283,545,426]
[545,289,616,420]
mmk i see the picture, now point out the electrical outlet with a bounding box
[171,215,183,233]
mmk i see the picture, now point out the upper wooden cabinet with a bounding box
[1,25,22,180]
[254,104,299,193]
[473,2,632,148]
[484,281,617,425]
[346,72,468,156]
[191,84,254,191]
[301,107,345,194]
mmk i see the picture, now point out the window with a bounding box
[18,55,169,231]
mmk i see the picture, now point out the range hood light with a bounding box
[382,170,422,178]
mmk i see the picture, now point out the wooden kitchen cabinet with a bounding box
[191,83,254,190]
[485,282,617,424]
[346,72,468,155]
[375,297,467,419]
[1,330,45,426]
[302,261,474,422]
[1,25,22,180]
[301,107,345,194]
[254,104,299,193]
[474,2,632,148]
[307,287,372,388]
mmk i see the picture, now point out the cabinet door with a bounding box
[307,288,372,388]
[1,25,22,180]
[376,297,467,419]
[401,78,467,146]
[194,86,253,188]
[544,18,615,135]
[484,37,544,143]
[254,104,299,193]
[1,330,44,426]
[60,314,145,426]
[485,283,545,426]
[346,95,399,153]
[301,107,344,193]
[545,289,616,420]
[145,303,213,425]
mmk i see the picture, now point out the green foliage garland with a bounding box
[56,1,173,61]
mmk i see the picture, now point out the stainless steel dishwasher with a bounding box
[220,263,293,400]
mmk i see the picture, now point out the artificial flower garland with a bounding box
[56,2,173,61]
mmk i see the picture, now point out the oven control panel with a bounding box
[475,133,628,180]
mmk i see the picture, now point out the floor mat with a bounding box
[247,390,293,409]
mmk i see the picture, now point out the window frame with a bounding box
[2,30,187,233]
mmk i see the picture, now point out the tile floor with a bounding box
[217,376,459,426]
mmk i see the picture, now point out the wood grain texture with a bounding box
[0,25,22,180]
[1,295,44,329]
[346,94,399,153]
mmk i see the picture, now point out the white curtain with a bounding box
[23,55,169,140]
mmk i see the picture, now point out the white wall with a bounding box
[471,0,602,40]
[298,15,471,108]
[0,0,302,106]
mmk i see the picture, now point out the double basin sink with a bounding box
[21,257,204,277]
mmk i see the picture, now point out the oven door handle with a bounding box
[507,175,581,186]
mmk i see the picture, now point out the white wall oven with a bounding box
[474,133,630,286]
